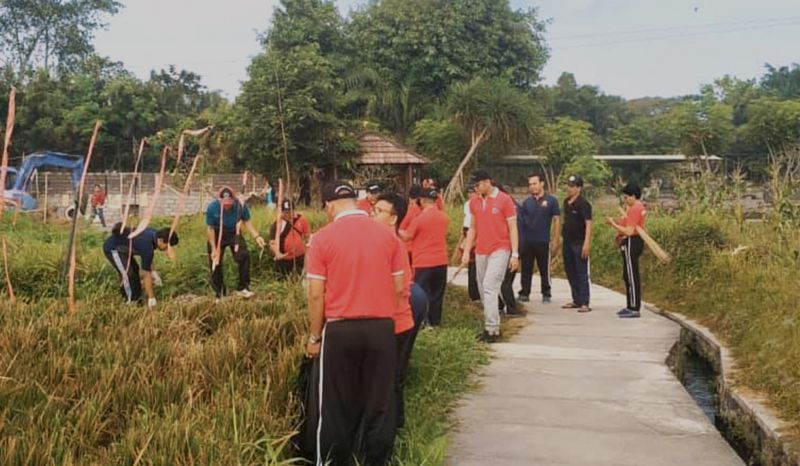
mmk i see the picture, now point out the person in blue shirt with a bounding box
[517,173,561,303]
[206,186,266,299]
[103,223,178,307]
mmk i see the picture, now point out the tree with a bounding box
[545,72,630,137]
[0,0,121,78]
[535,117,596,189]
[562,155,612,193]
[743,98,800,155]
[760,63,800,100]
[443,77,535,202]
[349,0,547,134]
[663,99,734,169]
[411,117,469,180]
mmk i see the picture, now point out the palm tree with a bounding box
[443,78,534,202]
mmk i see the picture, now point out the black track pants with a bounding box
[207,230,250,297]
[519,241,552,298]
[620,236,644,311]
[413,265,448,326]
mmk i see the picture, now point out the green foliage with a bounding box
[545,72,631,137]
[536,117,596,186]
[562,155,612,193]
[0,0,122,77]
[663,99,734,157]
[411,118,469,180]
[760,63,800,100]
[742,97,800,154]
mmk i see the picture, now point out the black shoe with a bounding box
[505,306,526,318]
[478,330,501,343]
[517,294,530,302]
[542,295,552,304]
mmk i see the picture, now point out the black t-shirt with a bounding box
[562,196,592,244]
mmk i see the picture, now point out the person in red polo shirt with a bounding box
[356,180,382,214]
[460,170,520,343]
[373,192,429,428]
[422,178,444,210]
[606,181,647,319]
[89,184,107,228]
[269,200,311,277]
[402,187,449,328]
[305,180,405,466]
[399,184,422,266]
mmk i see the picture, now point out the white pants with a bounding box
[475,249,510,334]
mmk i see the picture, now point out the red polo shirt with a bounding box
[435,196,444,211]
[271,215,311,260]
[356,198,373,214]
[394,237,415,334]
[469,188,517,255]
[306,210,405,320]
[406,206,449,268]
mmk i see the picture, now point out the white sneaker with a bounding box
[235,289,254,299]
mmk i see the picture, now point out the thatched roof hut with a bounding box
[356,134,429,191]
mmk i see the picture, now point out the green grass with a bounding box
[0,207,490,465]
[589,207,800,430]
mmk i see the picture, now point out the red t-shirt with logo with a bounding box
[394,237,415,334]
[406,206,449,268]
[306,210,405,319]
[272,215,310,260]
[469,189,517,255]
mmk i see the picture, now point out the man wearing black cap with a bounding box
[206,186,266,299]
[357,180,382,214]
[561,175,593,313]
[461,170,520,343]
[269,199,311,277]
[305,180,405,465]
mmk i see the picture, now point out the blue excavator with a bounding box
[2,152,85,211]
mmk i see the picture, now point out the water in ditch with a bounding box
[680,350,717,424]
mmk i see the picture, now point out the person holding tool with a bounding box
[269,199,311,277]
[606,182,646,318]
[206,186,265,300]
[103,222,178,307]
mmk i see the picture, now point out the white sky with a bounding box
[93,0,800,100]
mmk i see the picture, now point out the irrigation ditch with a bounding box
[653,304,800,466]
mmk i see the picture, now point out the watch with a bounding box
[308,334,321,345]
[511,252,519,258]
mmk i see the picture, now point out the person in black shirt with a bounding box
[103,222,179,307]
[561,175,593,313]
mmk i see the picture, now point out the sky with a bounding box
[93,0,800,100]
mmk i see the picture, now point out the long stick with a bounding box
[121,139,147,230]
[1,235,14,304]
[172,126,213,176]
[0,87,16,205]
[636,226,671,262]
[128,147,169,239]
[168,155,202,245]
[67,121,102,312]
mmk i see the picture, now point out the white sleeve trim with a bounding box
[306,273,327,281]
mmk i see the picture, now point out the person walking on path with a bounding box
[517,173,561,304]
[461,170,520,343]
[495,183,525,317]
[459,188,481,301]
[206,186,266,300]
[356,180,382,214]
[89,184,107,228]
[606,182,646,318]
[399,185,422,267]
[373,192,429,428]
[305,181,405,466]
[402,187,449,328]
[103,222,178,307]
[269,200,311,277]
[561,175,593,313]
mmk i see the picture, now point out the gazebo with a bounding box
[356,134,429,191]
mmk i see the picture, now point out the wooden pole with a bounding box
[43,173,48,224]
[1,235,14,304]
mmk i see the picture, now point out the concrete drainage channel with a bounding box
[652,304,800,466]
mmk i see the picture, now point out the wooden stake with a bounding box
[0,87,16,205]
[168,155,202,251]
[67,121,102,312]
[128,147,170,239]
[121,139,147,230]
[1,235,15,304]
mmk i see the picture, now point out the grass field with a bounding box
[0,206,489,465]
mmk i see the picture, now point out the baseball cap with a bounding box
[281,199,294,212]
[421,187,439,200]
[566,175,584,187]
[469,170,492,185]
[365,180,383,194]
[321,181,357,203]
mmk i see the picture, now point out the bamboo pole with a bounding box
[67,121,102,312]
[1,235,14,304]
[0,87,16,203]
[129,147,169,239]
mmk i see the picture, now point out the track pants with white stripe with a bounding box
[620,236,644,311]
[104,249,142,303]
[316,318,396,466]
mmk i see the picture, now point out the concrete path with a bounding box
[445,269,744,466]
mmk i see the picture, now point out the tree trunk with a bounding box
[444,127,488,203]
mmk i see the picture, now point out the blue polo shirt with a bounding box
[518,193,560,243]
[205,199,251,233]
[103,228,158,271]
